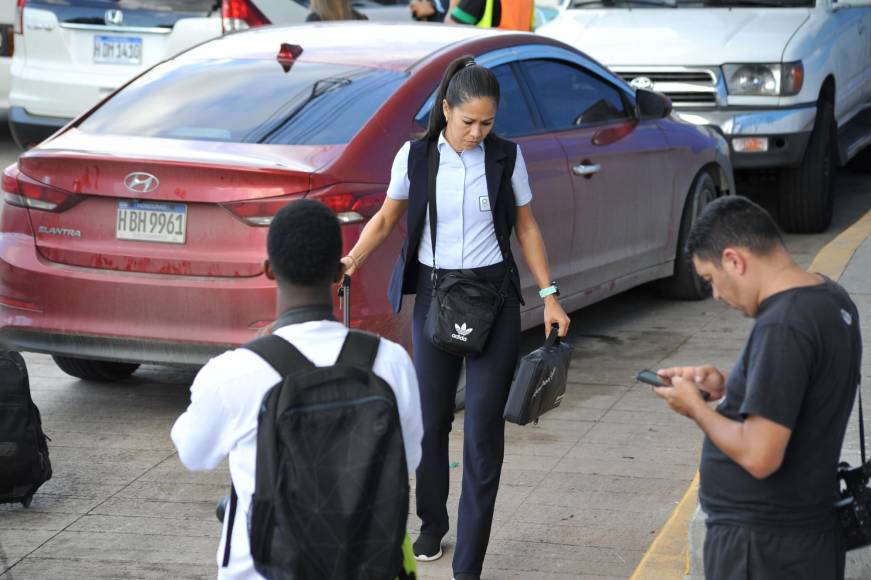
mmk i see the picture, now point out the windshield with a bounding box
[78,60,406,145]
[569,0,813,7]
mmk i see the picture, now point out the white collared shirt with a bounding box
[171,321,423,580]
[386,134,533,269]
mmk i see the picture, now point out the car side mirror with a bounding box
[635,89,672,120]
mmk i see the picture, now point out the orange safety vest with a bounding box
[498,0,535,31]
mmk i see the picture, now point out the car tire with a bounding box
[777,99,835,234]
[52,356,140,381]
[657,169,718,301]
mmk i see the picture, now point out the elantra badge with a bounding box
[38,226,81,238]
[630,76,654,91]
[124,172,160,194]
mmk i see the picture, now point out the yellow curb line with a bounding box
[809,210,871,280]
[629,473,699,580]
[629,208,871,580]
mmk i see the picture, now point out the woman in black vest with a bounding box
[342,56,570,580]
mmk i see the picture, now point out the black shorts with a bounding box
[704,523,845,580]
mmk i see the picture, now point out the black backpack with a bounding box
[0,350,51,507]
[234,330,409,580]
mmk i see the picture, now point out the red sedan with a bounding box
[0,23,734,380]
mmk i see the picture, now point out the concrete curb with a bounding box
[629,473,698,580]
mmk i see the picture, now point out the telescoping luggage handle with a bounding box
[338,274,351,328]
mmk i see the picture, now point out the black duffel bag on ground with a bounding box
[504,325,573,425]
[422,141,507,357]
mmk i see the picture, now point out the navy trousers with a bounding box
[412,262,520,576]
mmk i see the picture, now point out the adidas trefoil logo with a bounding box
[451,322,474,342]
[455,323,473,336]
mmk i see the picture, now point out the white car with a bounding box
[0,1,14,114]
[9,0,415,149]
[539,0,871,233]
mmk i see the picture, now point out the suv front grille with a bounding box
[616,69,719,108]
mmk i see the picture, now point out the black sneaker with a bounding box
[412,533,444,561]
[453,575,480,580]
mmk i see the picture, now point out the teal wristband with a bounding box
[539,285,558,299]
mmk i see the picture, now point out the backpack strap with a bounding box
[244,334,314,377]
[221,335,313,567]
[337,330,380,369]
[221,485,238,568]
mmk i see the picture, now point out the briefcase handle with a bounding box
[546,324,560,347]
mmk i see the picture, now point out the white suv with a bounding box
[9,0,414,148]
[539,0,871,233]
[0,2,14,114]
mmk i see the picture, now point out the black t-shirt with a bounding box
[699,278,862,531]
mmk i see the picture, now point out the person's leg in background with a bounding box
[413,266,464,555]
[452,289,520,577]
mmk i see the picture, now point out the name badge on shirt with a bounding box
[479,196,491,212]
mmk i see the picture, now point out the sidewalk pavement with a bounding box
[416,211,871,580]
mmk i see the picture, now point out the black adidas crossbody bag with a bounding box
[422,141,507,357]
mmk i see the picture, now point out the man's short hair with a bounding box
[267,199,342,285]
[686,196,784,264]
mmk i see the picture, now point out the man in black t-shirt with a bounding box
[652,196,862,580]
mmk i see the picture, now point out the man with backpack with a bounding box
[171,199,423,580]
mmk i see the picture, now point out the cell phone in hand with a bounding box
[635,369,711,401]
[635,369,667,387]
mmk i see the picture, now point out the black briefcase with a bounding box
[503,326,573,425]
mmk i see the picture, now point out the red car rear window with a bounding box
[77,60,405,145]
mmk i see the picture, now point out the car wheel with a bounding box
[657,169,718,300]
[52,356,140,381]
[777,99,835,233]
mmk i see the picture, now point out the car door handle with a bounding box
[572,162,601,178]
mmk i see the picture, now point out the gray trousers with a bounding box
[704,523,846,580]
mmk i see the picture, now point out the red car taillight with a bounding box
[222,189,386,227]
[221,194,303,226]
[222,0,270,33]
[310,190,386,224]
[14,0,26,36]
[2,164,81,212]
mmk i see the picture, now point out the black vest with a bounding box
[387,133,524,313]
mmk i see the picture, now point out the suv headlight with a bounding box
[723,62,804,96]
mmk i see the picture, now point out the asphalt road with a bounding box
[1,123,869,579]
